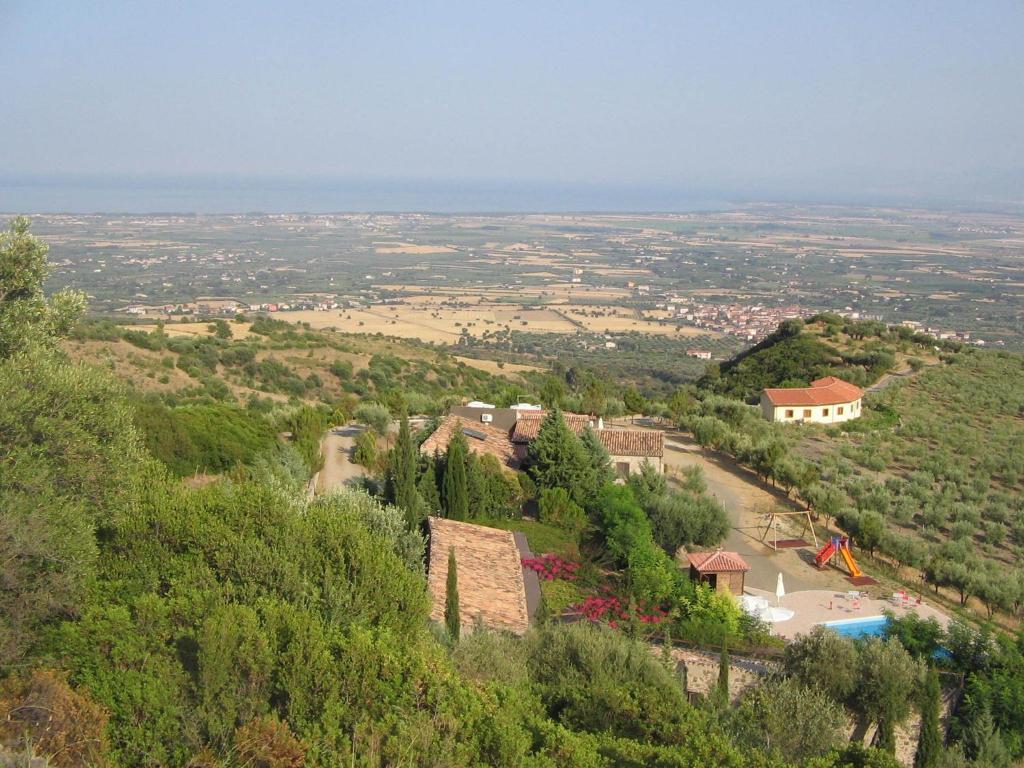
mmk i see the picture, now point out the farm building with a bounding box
[760,376,863,425]
[686,550,751,596]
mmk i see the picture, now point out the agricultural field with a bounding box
[17,204,1024,351]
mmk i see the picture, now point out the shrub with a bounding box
[539,487,587,535]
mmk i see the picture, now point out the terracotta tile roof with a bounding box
[595,428,664,458]
[762,376,864,407]
[427,517,529,635]
[687,550,751,573]
[510,412,594,443]
[420,414,518,468]
[510,412,662,458]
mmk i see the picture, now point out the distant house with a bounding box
[760,376,864,424]
[423,406,664,476]
[687,550,751,596]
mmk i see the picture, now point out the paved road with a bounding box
[315,425,367,494]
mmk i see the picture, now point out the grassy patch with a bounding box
[541,579,584,615]
[484,518,578,556]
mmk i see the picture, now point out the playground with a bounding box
[737,530,954,639]
[662,429,951,638]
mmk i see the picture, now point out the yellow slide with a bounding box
[840,543,863,578]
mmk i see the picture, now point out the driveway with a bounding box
[315,425,367,494]
[661,430,844,593]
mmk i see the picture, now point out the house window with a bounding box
[802,409,812,418]
[838,406,844,415]
[615,461,630,478]
[784,409,794,418]
[822,408,829,416]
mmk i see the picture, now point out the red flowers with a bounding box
[575,594,667,626]
[521,554,580,582]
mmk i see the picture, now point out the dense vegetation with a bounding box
[6,219,1024,766]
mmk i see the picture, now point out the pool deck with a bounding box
[745,587,951,641]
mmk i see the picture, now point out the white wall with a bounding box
[610,455,664,478]
[760,394,862,424]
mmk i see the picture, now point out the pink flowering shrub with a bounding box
[576,592,668,628]
[521,554,580,582]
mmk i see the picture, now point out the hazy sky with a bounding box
[2,1,1023,204]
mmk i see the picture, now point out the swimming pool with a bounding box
[820,615,889,639]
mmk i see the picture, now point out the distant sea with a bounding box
[0,175,738,215]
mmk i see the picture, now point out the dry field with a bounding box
[373,242,456,254]
[453,356,541,377]
[155,321,255,340]
[564,307,715,337]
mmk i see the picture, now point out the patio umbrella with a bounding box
[776,573,786,607]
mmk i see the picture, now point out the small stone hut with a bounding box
[686,550,751,596]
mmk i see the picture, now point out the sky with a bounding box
[2,1,1023,209]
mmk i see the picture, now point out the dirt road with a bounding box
[662,431,845,593]
[315,426,367,494]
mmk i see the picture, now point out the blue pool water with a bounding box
[821,615,889,639]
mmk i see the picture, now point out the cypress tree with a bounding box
[445,547,460,642]
[579,426,614,490]
[874,717,896,753]
[391,413,421,528]
[465,452,489,519]
[417,452,442,515]
[443,428,469,520]
[716,644,730,706]
[914,667,942,768]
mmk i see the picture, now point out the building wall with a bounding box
[688,568,745,596]
[761,394,862,425]
[610,454,663,478]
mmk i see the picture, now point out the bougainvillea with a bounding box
[576,591,668,629]
[521,554,580,582]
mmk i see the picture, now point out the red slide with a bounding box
[814,539,837,568]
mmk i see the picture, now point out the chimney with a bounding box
[598,417,604,430]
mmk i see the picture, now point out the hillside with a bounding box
[66,317,526,412]
[9,216,961,768]
[62,318,530,478]
[796,348,1024,601]
[701,314,951,402]
[682,324,1024,625]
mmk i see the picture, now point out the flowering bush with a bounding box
[576,591,668,629]
[521,554,580,582]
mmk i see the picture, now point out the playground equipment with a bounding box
[814,536,863,578]
[756,508,818,551]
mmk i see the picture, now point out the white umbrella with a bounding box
[776,573,786,607]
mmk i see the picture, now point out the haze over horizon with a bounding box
[3,1,1023,212]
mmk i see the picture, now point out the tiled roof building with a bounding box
[427,517,530,636]
[419,414,518,468]
[761,376,864,425]
[421,407,665,476]
[687,550,751,596]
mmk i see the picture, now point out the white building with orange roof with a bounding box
[760,376,864,424]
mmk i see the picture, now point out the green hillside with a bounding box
[700,314,953,402]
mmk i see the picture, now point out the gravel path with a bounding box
[315,425,366,494]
